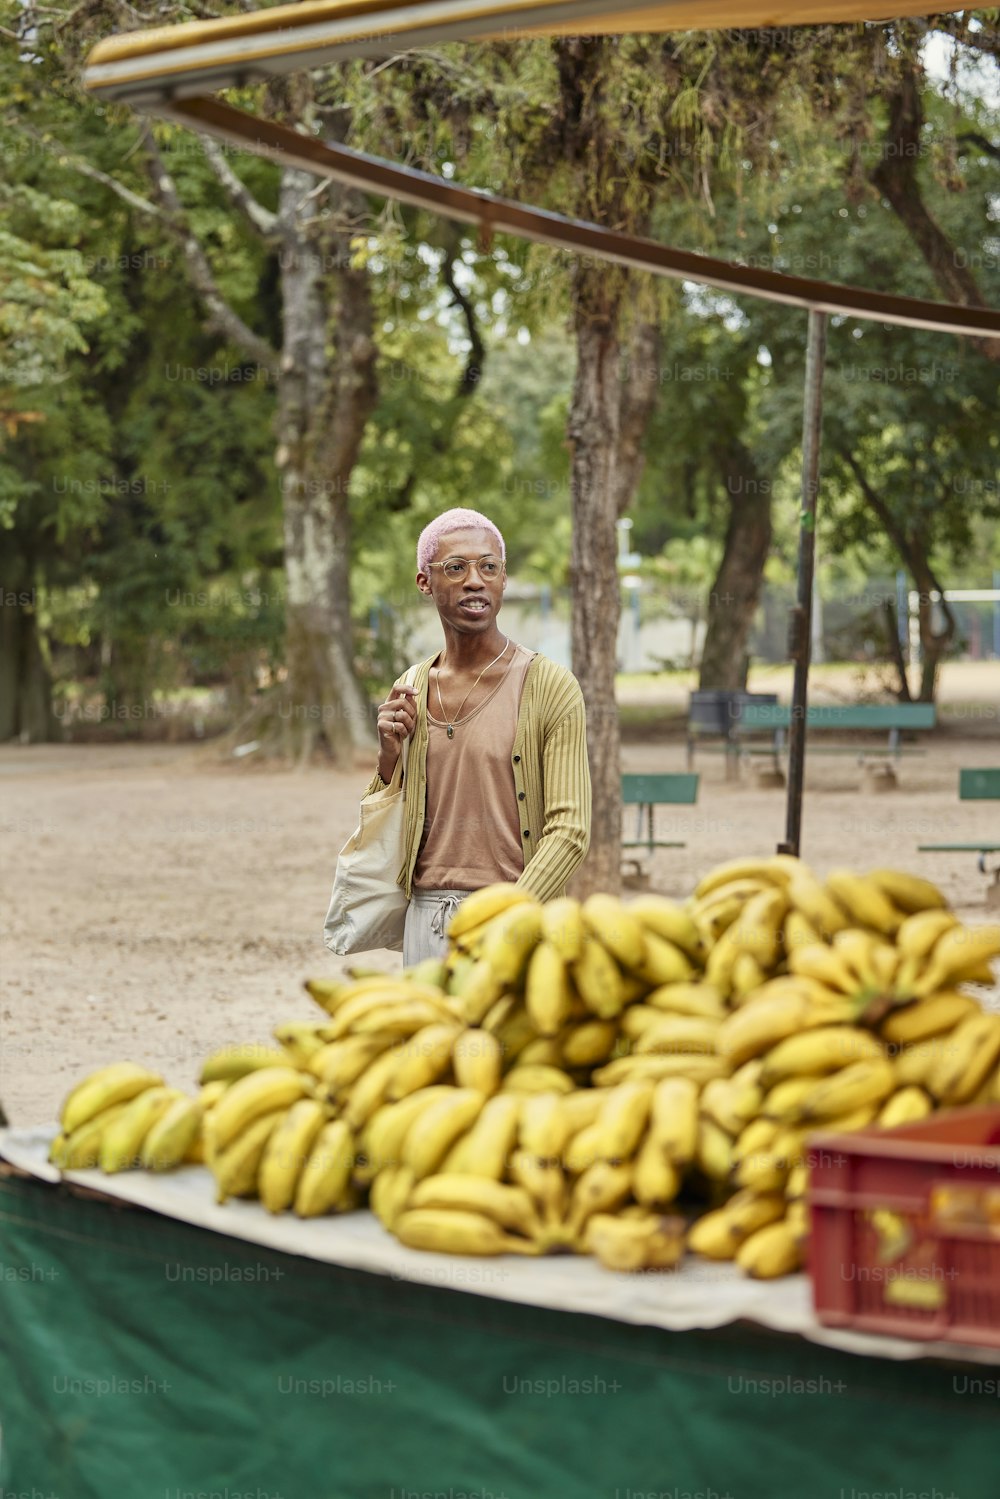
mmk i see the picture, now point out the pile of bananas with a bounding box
[50,859,1000,1280]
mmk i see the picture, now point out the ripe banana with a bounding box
[294,1118,356,1217]
[451,1029,503,1094]
[796,1057,896,1121]
[370,1164,416,1230]
[878,991,978,1045]
[447,883,532,939]
[895,908,959,961]
[341,1047,405,1131]
[386,1023,462,1101]
[728,887,788,969]
[592,1054,728,1087]
[362,1087,455,1177]
[406,957,450,990]
[785,869,850,938]
[582,894,647,971]
[592,1081,654,1160]
[501,1064,575,1095]
[645,1077,700,1166]
[524,940,574,1036]
[627,894,702,959]
[402,1089,485,1179]
[736,1219,801,1278]
[566,1159,634,1238]
[731,951,767,1001]
[644,982,724,1020]
[310,1034,397,1094]
[538,895,585,963]
[61,1063,164,1135]
[408,1175,541,1238]
[927,1011,1000,1105]
[445,1093,521,1179]
[327,984,451,1039]
[52,1102,130,1171]
[99,1087,184,1174]
[584,1211,684,1272]
[394,1208,540,1256]
[700,1075,762,1136]
[272,1022,330,1069]
[695,1119,734,1182]
[877,1086,933,1128]
[258,1098,329,1213]
[480,901,544,987]
[140,1095,204,1172]
[634,1015,720,1057]
[915,925,1000,994]
[783,909,822,953]
[686,1207,740,1261]
[631,1132,681,1207]
[303,977,345,1014]
[453,958,507,1026]
[350,999,461,1040]
[867,868,947,914]
[694,858,788,900]
[637,932,695,988]
[509,1149,567,1229]
[212,1109,285,1203]
[723,1189,788,1241]
[207,1066,313,1156]
[718,990,852,1068]
[759,1026,884,1087]
[564,1121,606,1175]
[788,943,862,996]
[572,935,626,1018]
[560,1019,620,1067]
[733,1117,780,1164]
[519,1093,572,1162]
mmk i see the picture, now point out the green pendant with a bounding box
[447,725,454,739]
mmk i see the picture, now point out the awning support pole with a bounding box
[779,308,827,859]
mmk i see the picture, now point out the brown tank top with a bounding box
[414,643,535,890]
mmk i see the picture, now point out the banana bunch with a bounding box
[50,1063,206,1174]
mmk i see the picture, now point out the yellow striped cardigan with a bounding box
[364,652,591,900]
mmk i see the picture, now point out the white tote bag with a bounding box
[323,670,416,956]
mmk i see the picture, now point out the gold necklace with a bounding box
[434,637,511,739]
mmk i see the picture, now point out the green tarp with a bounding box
[1,1172,997,1499]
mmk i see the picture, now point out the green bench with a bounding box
[621,772,699,877]
[918,768,1000,906]
[736,702,937,781]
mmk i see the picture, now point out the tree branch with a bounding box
[441,236,485,398]
[15,123,166,219]
[957,131,1000,162]
[140,125,279,374]
[200,137,279,240]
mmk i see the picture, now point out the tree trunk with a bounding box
[698,443,772,690]
[568,267,625,896]
[276,167,379,765]
[0,593,60,743]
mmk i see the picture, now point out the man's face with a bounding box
[416,526,506,635]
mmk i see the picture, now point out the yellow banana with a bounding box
[700,1075,763,1136]
[788,943,862,996]
[686,1207,741,1261]
[493,1004,538,1062]
[61,1063,164,1135]
[524,940,574,1037]
[592,1054,728,1087]
[362,1086,455,1177]
[825,869,903,936]
[634,1015,720,1056]
[718,990,852,1067]
[212,1110,285,1203]
[731,951,767,1001]
[760,1026,885,1087]
[557,1089,605,1135]
[518,1092,572,1162]
[584,1212,684,1272]
[915,924,1000,994]
[309,1034,397,1094]
[326,985,451,1039]
[405,957,449,990]
[582,894,647,970]
[401,1089,485,1179]
[644,981,724,1019]
[627,894,703,958]
[796,1057,896,1121]
[450,1029,503,1094]
[733,1116,780,1164]
[895,908,960,961]
[510,1036,562,1067]
[480,901,544,987]
[696,1118,734,1182]
[563,1121,606,1175]
[508,1149,567,1229]
[303,976,346,1014]
[736,1219,801,1278]
[723,1189,788,1241]
[294,1118,356,1217]
[541,896,585,963]
[408,1175,541,1238]
[394,1207,540,1256]
[452,958,506,1026]
[727,887,788,968]
[831,929,886,992]
[370,1164,416,1230]
[52,1103,130,1171]
[927,1011,1000,1105]
[783,909,822,953]
[732,1147,789,1193]
[636,932,695,988]
[341,1047,405,1131]
[349,999,461,1040]
[272,1022,330,1068]
[694,858,788,899]
[566,1159,634,1238]
[140,1095,204,1172]
[592,1081,654,1160]
[206,1066,313,1156]
[877,1086,933,1129]
[560,1019,620,1067]
[572,935,626,1019]
[631,1135,681,1207]
[386,1023,462,1101]
[99,1087,184,1174]
[446,1093,521,1179]
[501,1064,575,1095]
[892,1038,939,1088]
[866,868,947,914]
[258,1098,329,1213]
[786,1162,809,1200]
[879,991,979,1045]
[786,869,850,938]
[447,883,532,939]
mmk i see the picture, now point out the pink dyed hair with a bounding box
[416,508,506,575]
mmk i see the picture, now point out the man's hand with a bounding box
[376,683,417,781]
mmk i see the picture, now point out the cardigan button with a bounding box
[513,754,521,763]
[522,829,530,838]
[518,792,525,801]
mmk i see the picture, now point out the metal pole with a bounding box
[994,571,1000,660]
[778,309,828,858]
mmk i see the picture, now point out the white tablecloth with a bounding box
[3,1126,997,1366]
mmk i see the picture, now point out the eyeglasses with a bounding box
[427,555,503,582]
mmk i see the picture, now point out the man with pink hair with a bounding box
[351,507,591,964]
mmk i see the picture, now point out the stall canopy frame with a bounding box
[81,2,1000,854]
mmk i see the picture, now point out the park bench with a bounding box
[621,772,699,878]
[918,768,1000,908]
[734,702,937,784]
[686,690,779,777]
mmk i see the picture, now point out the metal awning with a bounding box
[83,0,945,105]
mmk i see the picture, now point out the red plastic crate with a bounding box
[807,1105,1000,1347]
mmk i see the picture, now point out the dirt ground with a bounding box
[2,667,999,1126]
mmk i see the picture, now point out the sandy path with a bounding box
[1,731,997,1126]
